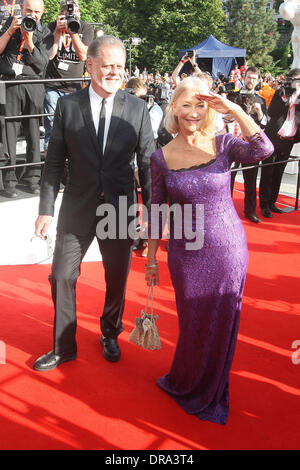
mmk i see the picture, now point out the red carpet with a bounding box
[0,188,299,450]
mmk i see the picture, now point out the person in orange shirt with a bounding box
[259,74,275,107]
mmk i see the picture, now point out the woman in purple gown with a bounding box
[145,75,274,425]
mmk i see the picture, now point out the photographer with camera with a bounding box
[230,67,268,223]
[259,68,300,217]
[126,77,163,142]
[0,0,53,198]
[44,0,93,154]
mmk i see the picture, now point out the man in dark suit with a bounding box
[259,68,300,217]
[33,36,155,371]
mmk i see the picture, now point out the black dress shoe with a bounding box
[132,238,146,251]
[33,350,77,371]
[28,184,40,194]
[244,212,261,223]
[270,204,284,214]
[100,335,121,362]
[2,187,18,198]
[262,208,273,218]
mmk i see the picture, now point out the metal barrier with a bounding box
[0,76,299,211]
[231,157,300,212]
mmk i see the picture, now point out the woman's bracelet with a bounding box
[145,261,158,269]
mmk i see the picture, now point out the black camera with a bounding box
[21,14,37,32]
[227,89,256,115]
[124,88,136,95]
[224,82,235,93]
[186,50,194,58]
[280,77,298,97]
[140,94,155,106]
[217,75,235,94]
[65,1,80,34]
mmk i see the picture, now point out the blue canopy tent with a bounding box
[179,35,246,79]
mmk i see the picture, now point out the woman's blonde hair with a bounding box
[164,74,216,135]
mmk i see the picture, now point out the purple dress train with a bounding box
[149,132,274,424]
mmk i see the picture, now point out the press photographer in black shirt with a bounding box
[0,0,53,198]
[229,67,268,223]
[44,0,94,153]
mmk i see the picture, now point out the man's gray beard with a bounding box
[97,78,122,93]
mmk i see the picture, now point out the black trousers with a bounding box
[259,138,294,209]
[1,83,43,188]
[231,163,259,214]
[49,228,133,355]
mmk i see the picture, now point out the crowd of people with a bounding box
[0,0,296,216]
[0,0,298,427]
[126,58,298,224]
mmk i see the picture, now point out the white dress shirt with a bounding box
[277,93,298,138]
[89,84,115,153]
[148,102,163,139]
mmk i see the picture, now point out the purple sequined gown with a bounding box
[149,132,273,424]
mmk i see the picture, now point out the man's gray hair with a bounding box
[87,36,126,59]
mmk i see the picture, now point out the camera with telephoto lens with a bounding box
[65,0,80,34]
[21,14,37,32]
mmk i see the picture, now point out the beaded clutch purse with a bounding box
[129,282,161,351]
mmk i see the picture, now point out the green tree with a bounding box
[224,0,279,69]
[100,0,226,72]
[43,0,60,24]
[43,0,105,27]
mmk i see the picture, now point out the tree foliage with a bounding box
[224,0,279,69]
[43,0,104,26]
[42,0,284,74]
[99,0,226,73]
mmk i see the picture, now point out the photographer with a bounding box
[44,0,93,153]
[126,77,163,142]
[0,0,53,198]
[230,67,268,223]
[259,68,300,217]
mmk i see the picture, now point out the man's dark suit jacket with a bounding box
[265,89,300,143]
[39,86,155,236]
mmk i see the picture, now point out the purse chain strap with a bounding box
[144,280,154,319]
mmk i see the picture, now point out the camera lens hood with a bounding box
[21,15,37,32]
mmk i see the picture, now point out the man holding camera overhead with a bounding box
[44,0,93,154]
[0,0,53,198]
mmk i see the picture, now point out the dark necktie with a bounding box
[97,98,106,155]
